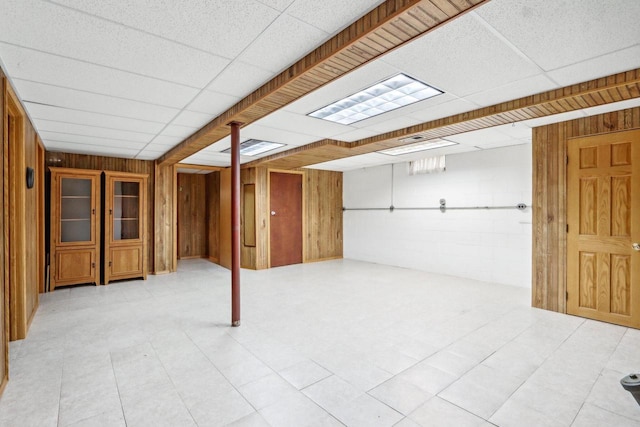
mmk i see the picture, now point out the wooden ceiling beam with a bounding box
[246,68,640,170]
[158,0,489,166]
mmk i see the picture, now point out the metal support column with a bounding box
[229,121,242,326]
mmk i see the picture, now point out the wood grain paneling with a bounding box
[159,0,486,165]
[154,162,176,274]
[177,173,207,258]
[0,67,7,395]
[46,152,155,272]
[304,169,343,262]
[533,107,640,316]
[219,168,231,269]
[205,172,220,263]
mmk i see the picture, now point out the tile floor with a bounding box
[0,259,639,427]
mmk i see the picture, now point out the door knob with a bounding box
[271,211,276,216]
[633,243,640,251]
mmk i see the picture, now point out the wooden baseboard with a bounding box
[0,376,7,398]
[153,270,171,275]
[207,256,219,264]
[177,255,204,260]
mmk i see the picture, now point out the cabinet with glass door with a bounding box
[104,171,148,284]
[50,168,101,290]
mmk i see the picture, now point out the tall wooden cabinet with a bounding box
[50,168,101,290]
[50,168,148,289]
[104,172,147,284]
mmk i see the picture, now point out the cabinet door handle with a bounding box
[92,208,95,215]
[91,262,95,269]
[109,209,113,215]
[109,261,112,267]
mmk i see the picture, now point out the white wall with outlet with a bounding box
[343,143,532,288]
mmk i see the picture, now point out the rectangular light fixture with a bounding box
[308,73,443,125]
[222,139,285,156]
[378,139,458,156]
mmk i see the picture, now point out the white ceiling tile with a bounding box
[332,128,379,143]
[44,140,141,158]
[187,90,240,115]
[490,123,532,140]
[171,111,213,128]
[256,0,296,12]
[148,135,184,147]
[182,152,231,167]
[0,0,230,87]
[50,0,281,59]
[34,120,153,143]
[161,124,198,138]
[466,74,558,107]
[381,13,540,97]
[443,128,514,146]
[406,98,478,123]
[40,132,144,152]
[256,110,350,137]
[546,45,640,87]
[26,103,165,134]
[241,123,319,146]
[205,61,274,98]
[476,0,640,71]
[357,116,423,134]
[0,44,199,108]
[238,14,328,72]
[474,140,530,150]
[523,110,588,128]
[135,152,162,161]
[13,79,180,123]
[287,0,383,34]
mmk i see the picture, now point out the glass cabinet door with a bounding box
[112,180,141,241]
[60,177,93,243]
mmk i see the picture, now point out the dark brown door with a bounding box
[270,172,302,267]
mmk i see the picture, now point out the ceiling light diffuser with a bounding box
[308,74,443,125]
[222,139,285,156]
[379,139,458,156]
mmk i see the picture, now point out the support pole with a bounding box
[229,121,242,326]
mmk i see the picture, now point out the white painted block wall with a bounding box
[343,144,532,288]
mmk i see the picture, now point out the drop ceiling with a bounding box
[0,0,639,171]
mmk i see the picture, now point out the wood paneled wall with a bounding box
[206,172,220,263]
[219,169,231,269]
[5,82,41,341]
[532,107,640,313]
[240,167,269,269]
[177,174,207,258]
[304,169,343,262]
[229,167,342,270]
[154,163,176,274]
[46,152,155,273]
[0,67,7,394]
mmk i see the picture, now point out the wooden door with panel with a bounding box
[567,130,640,328]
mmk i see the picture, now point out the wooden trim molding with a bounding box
[532,107,640,313]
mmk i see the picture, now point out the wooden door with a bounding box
[270,172,303,267]
[567,130,640,328]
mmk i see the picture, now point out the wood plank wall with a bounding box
[304,169,343,262]
[532,107,640,313]
[206,172,220,263]
[46,152,155,273]
[233,167,342,270]
[219,169,231,269]
[0,67,7,394]
[154,163,175,274]
[5,82,40,341]
[177,174,207,258]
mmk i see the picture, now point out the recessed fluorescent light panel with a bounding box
[222,139,285,156]
[379,139,458,156]
[308,74,443,125]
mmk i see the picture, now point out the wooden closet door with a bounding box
[269,172,303,268]
[567,130,640,328]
